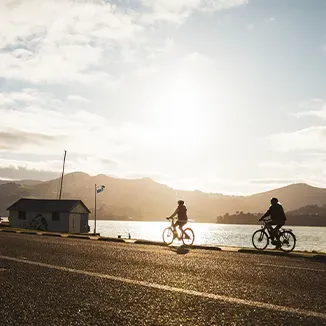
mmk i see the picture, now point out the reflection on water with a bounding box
[89,220,326,252]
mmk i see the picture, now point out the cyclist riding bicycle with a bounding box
[259,197,287,247]
[167,200,188,235]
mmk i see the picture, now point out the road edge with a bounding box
[1,227,325,261]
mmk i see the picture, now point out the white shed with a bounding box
[7,198,91,233]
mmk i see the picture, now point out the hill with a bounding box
[0,172,326,225]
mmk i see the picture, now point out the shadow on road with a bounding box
[169,245,190,255]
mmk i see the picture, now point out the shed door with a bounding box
[69,214,80,233]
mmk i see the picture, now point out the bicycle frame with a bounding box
[167,217,183,236]
[261,221,272,238]
[261,220,293,239]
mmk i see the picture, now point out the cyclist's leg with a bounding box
[268,221,280,243]
[178,221,185,232]
[274,223,284,240]
[171,219,177,231]
[266,221,275,240]
[274,224,283,248]
[178,221,187,238]
[275,223,282,234]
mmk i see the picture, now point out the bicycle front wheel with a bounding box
[182,228,195,246]
[162,227,174,245]
[252,230,269,250]
[279,231,296,252]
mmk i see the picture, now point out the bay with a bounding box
[89,220,326,253]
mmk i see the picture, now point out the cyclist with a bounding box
[167,200,188,236]
[259,197,287,247]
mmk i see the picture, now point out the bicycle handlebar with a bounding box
[259,218,272,224]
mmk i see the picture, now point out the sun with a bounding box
[154,73,205,145]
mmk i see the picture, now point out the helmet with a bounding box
[271,197,278,204]
[178,200,184,205]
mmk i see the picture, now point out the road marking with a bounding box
[256,263,326,273]
[1,255,326,320]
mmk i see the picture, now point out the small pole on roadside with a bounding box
[94,183,97,235]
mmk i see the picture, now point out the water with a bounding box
[89,220,326,253]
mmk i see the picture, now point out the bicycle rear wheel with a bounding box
[252,230,269,250]
[279,230,296,252]
[162,227,174,245]
[182,228,194,246]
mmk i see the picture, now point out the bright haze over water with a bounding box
[1,1,326,195]
[89,220,326,253]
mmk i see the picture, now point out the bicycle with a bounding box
[252,219,296,252]
[162,217,195,246]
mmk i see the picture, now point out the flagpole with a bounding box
[94,183,97,235]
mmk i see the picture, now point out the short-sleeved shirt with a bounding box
[177,205,188,221]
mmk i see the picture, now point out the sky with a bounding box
[0,0,326,195]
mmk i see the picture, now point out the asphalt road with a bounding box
[0,233,326,326]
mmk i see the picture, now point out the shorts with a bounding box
[268,220,284,227]
[175,220,187,228]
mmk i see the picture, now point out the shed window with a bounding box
[18,211,26,220]
[52,212,60,221]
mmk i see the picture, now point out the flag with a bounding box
[96,185,105,194]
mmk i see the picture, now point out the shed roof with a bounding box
[6,198,91,213]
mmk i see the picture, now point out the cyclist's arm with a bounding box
[169,207,179,219]
[259,208,271,221]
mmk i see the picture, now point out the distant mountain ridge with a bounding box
[1,172,326,225]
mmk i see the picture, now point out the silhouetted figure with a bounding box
[167,200,188,234]
[259,197,287,247]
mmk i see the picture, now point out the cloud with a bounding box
[249,178,300,185]
[0,0,142,84]
[0,0,247,85]
[259,157,326,189]
[246,24,255,31]
[0,164,59,181]
[268,126,326,152]
[66,95,89,103]
[269,100,326,152]
[0,130,60,150]
[293,102,326,120]
[140,0,248,24]
[0,88,206,177]
[0,153,121,181]
[0,0,249,192]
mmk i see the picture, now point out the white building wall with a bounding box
[70,203,90,233]
[70,203,89,214]
[69,214,81,233]
[9,210,69,232]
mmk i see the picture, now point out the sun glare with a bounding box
[154,73,207,146]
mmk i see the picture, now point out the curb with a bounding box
[134,239,167,247]
[20,231,38,235]
[98,237,125,243]
[238,248,291,257]
[67,235,91,240]
[41,233,62,237]
[1,229,17,233]
[191,245,221,251]
[236,248,326,261]
[312,255,326,262]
